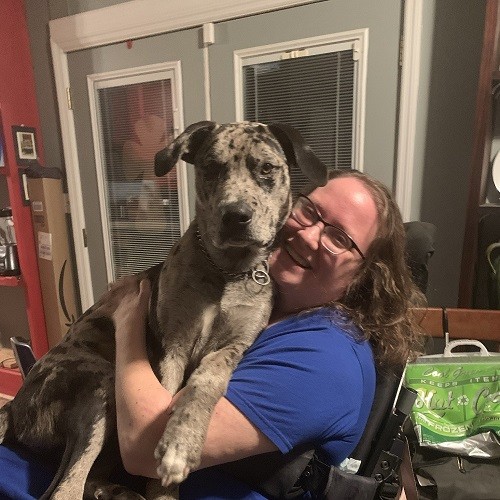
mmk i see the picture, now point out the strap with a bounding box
[297,454,380,500]
[320,467,379,500]
[221,448,315,499]
[296,453,331,495]
[399,437,418,500]
[486,242,500,273]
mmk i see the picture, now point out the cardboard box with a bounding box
[27,176,78,348]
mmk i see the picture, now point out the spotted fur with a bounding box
[0,121,326,499]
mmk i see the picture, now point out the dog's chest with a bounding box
[157,275,273,366]
[187,303,219,361]
[193,279,271,344]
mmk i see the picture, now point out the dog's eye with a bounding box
[204,161,225,180]
[260,163,275,175]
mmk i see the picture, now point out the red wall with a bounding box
[0,0,48,374]
[0,0,44,163]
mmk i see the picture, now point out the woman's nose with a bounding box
[297,221,323,250]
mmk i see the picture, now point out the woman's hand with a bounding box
[113,277,151,346]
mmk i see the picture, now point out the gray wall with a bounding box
[207,0,402,190]
[24,0,486,308]
[48,0,122,16]
[415,1,484,306]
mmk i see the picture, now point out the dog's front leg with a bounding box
[154,343,249,487]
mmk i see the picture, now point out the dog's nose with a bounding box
[221,203,253,230]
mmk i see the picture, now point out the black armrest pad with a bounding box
[404,221,437,293]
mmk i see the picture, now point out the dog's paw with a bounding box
[155,439,197,487]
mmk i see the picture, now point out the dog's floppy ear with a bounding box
[268,123,328,187]
[155,121,217,176]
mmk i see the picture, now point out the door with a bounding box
[64,0,402,305]
[87,64,183,285]
[67,28,206,301]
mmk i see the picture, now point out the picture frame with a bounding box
[0,112,4,168]
[0,133,4,168]
[12,125,37,165]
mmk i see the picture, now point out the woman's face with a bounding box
[269,176,379,316]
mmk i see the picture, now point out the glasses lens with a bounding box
[322,226,352,255]
[292,197,318,226]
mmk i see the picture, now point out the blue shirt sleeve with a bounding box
[225,308,376,466]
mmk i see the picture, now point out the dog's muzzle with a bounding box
[220,203,254,243]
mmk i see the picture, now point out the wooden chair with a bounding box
[413,307,500,346]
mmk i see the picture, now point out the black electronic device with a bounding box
[10,336,36,379]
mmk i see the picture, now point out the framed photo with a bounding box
[0,112,4,168]
[12,125,37,165]
[0,133,4,167]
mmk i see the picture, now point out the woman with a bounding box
[0,170,424,499]
[112,169,425,498]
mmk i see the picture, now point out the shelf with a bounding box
[0,348,22,396]
[480,202,500,208]
[459,0,500,306]
[0,2,50,397]
[0,275,22,287]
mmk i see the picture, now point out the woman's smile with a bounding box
[284,240,311,269]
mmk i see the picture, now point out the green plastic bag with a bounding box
[404,340,500,458]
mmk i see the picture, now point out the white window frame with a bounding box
[87,61,187,286]
[234,29,368,171]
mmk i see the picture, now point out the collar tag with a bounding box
[252,261,271,286]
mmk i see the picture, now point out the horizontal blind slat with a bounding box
[97,78,180,280]
[244,48,355,185]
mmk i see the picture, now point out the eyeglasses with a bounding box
[291,195,365,259]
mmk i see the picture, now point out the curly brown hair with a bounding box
[321,170,427,369]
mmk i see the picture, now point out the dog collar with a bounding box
[195,229,271,286]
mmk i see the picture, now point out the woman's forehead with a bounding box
[310,177,372,211]
[310,177,379,241]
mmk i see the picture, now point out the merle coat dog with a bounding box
[0,121,327,499]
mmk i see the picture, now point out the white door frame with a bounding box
[87,61,185,287]
[396,0,423,222]
[49,0,419,310]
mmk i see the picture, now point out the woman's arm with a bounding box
[113,278,172,476]
[113,279,277,478]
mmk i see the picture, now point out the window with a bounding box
[89,63,186,281]
[236,32,366,193]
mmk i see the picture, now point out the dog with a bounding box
[0,121,327,499]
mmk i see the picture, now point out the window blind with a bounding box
[96,79,180,280]
[243,49,355,193]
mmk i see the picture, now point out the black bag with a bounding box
[411,445,500,500]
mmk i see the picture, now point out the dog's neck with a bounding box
[194,227,271,286]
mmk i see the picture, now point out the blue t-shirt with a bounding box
[180,308,375,498]
[0,308,375,500]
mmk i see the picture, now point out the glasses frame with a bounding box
[292,194,366,259]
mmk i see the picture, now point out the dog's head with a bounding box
[155,121,327,250]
